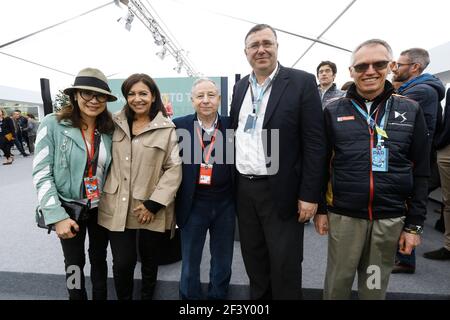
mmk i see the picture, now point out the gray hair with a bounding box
[400,48,430,73]
[350,39,393,66]
[191,78,220,96]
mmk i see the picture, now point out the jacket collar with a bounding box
[346,81,394,112]
[58,122,86,150]
[232,64,288,128]
[317,83,337,91]
[114,109,174,138]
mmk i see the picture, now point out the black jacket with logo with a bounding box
[323,82,429,226]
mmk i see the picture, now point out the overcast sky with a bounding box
[1,0,449,96]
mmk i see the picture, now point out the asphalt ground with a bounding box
[1,153,449,300]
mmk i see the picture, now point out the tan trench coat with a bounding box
[98,110,182,233]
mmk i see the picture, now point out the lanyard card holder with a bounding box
[372,145,388,172]
[244,113,257,133]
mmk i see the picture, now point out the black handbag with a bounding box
[36,199,90,234]
[157,228,182,265]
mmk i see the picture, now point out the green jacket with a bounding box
[32,113,112,225]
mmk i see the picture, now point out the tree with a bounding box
[53,90,70,112]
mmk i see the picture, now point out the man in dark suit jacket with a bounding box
[230,24,326,299]
[173,78,235,300]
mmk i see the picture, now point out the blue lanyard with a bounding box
[351,98,392,146]
[249,65,280,114]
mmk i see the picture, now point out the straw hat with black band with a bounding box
[63,67,117,102]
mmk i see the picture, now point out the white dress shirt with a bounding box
[236,65,279,175]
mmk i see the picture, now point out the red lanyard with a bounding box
[195,124,219,164]
[81,129,96,177]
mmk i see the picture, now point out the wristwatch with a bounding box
[403,224,423,235]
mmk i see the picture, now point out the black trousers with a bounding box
[108,228,168,300]
[139,229,170,300]
[13,134,27,155]
[0,136,12,158]
[236,174,304,300]
[59,208,109,300]
[108,228,137,300]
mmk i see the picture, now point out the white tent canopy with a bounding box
[1,0,449,96]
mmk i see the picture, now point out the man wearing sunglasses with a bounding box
[391,48,446,273]
[314,39,429,299]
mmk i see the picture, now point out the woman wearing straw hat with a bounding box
[98,73,182,300]
[32,67,116,300]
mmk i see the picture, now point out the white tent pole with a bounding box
[197,9,351,53]
[0,1,115,50]
[291,0,357,68]
[0,51,75,76]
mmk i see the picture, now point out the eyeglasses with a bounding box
[352,60,390,73]
[246,41,276,52]
[79,90,108,103]
[394,62,415,69]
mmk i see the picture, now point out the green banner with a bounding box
[108,77,223,117]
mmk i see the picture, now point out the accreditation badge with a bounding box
[84,176,100,199]
[199,163,213,185]
[244,113,257,134]
[372,146,389,172]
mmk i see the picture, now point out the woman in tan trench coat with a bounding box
[98,73,182,300]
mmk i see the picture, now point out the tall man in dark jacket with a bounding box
[173,78,235,300]
[391,48,446,273]
[314,39,429,299]
[424,88,450,260]
[230,24,326,299]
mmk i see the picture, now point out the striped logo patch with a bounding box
[337,116,355,122]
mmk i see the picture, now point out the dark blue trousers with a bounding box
[179,196,235,300]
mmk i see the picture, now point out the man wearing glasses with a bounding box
[391,48,446,273]
[314,39,429,299]
[230,24,326,299]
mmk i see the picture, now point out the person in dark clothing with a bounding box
[11,110,29,157]
[0,108,15,165]
[314,39,429,299]
[391,48,446,273]
[14,110,30,151]
[230,24,326,300]
[317,61,345,108]
[173,78,235,300]
[424,88,450,260]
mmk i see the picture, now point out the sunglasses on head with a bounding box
[352,60,390,73]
